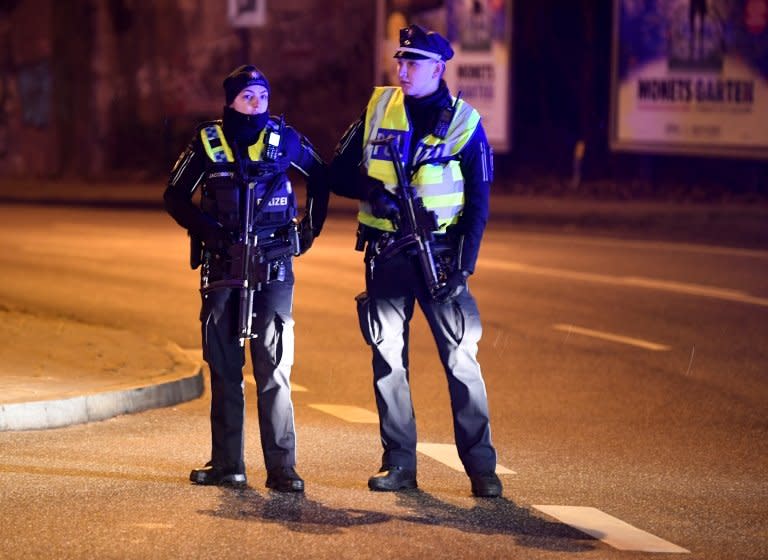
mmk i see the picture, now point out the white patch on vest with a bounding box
[257,196,288,207]
[416,143,446,162]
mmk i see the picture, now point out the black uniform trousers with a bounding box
[200,262,296,473]
[358,246,497,475]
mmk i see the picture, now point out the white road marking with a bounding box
[417,443,515,474]
[482,259,768,307]
[502,231,768,260]
[553,324,671,351]
[533,505,690,553]
[308,404,379,423]
[307,412,517,473]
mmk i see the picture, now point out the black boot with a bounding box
[266,466,305,493]
[190,462,247,487]
[469,471,502,498]
[368,466,417,491]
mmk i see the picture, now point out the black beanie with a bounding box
[223,65,270,105]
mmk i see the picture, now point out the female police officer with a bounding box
[164,65,327,492]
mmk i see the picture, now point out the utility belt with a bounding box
[354,223,393,255]
[355,223,456,255]
[356,223,460,282]
[201,223,299,293]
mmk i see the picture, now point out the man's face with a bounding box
[230,85,269,115]
[397,58,442,98]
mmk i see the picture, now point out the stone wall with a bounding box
[0,0,376,179]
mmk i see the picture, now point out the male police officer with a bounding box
[329,25,502,497]
[164,65,328,492]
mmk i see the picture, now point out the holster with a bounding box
[190,232,203,270]
[355,291,374,346]
[224,223,299,287]
[354,223,369,252]
[355,223,395,254]
[253,238,295,284]
[430,240,458,285]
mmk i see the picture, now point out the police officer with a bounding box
[164,65,328,492]
[329,25,501,497]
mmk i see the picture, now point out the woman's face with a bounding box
[230,85,269,115]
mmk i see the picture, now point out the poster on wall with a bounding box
[610,0,768,159]
[376,0,512,152]
[228,0,266,27]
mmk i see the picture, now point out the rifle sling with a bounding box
[232,138,288,232]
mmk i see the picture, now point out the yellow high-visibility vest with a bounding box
[359,86,480,232]
[200,123,266,163]
[198,122,295,220]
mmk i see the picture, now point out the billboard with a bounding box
[228,0,266,27]
[610,0,768,159]
[376,0,513,152]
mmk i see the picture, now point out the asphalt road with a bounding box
[0,205,766,559]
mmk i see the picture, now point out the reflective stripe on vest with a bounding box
[359,87,480,232]
[200,124,267,164]
[199,123,294,218]
[200,125,234,162]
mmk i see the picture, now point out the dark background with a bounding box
[0,0,765,200]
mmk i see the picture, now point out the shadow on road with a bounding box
[395,490,597,553]
[199,485,596,551]
[198,486,391,534]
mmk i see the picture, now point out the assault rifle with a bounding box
[370,136,445,298]
[202,115,299,346]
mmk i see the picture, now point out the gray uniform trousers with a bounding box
[358,247,497,475]
[200,262,296,473]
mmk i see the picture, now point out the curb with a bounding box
[0,344,205,431]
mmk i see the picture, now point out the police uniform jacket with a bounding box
[164,107,328,272]
[329,80,492,274]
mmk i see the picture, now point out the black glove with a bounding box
[298,214,314,255]
[369,184,401,228]
[434,269,470,303]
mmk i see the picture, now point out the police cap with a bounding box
[223,65,270,105]
[394,24,454,62]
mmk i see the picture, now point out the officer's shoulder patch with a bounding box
[195,119,222,134]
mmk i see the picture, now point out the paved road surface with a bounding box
[0,205,766,559]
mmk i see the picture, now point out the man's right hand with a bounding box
[369,184,401,228]
[434,269,470,303]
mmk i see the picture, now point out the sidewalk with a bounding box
[0,309,203,431]
[0,177,765,431]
